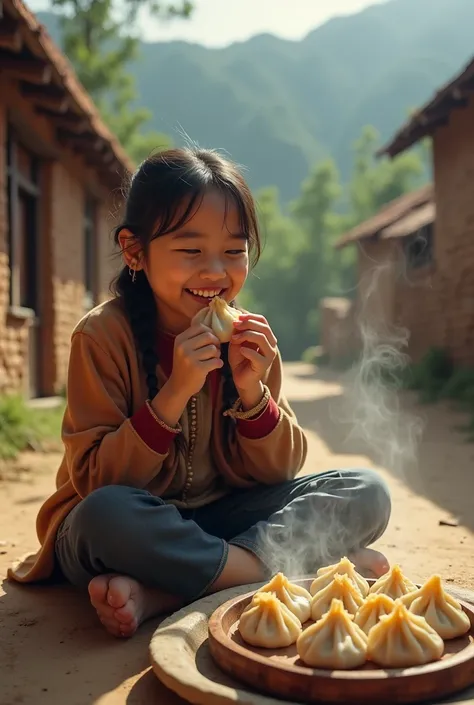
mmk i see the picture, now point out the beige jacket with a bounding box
[9,298,307,583]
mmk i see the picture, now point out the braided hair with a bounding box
[111,148,261,444]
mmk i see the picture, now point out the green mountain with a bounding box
[38,0,474,201]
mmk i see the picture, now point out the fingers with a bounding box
[232,329,276,359]
[200,357,224,371]
[195,344,221,361]
[177,326,221,351]
[233,315,277,347]
[239,346,266,366]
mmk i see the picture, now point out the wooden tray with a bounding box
[207,578,474,705]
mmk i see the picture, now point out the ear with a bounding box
[118,228,145,271]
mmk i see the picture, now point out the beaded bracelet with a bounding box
[146,400,182,434]
[223,385,271,420]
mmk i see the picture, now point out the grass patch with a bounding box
[401,347,474,439]
[0,395,65,461]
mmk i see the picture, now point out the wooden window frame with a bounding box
[83,194,98,309]
[403,222,434,270]
[6,128,40,315]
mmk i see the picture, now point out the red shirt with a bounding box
[131,330,280,454]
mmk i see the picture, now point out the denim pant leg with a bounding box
[54,486,228,601]
[196,468,391,577]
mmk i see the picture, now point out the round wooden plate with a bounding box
[207,579,474,705]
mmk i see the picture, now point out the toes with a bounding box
[107,576,133,609]
[98,616,127,638]
[117,618,138,637]
[95,604,117,622]
[114,601,136,625]
[351,549,390,578]
[88,574,111,608]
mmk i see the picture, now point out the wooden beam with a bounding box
[21,83,69,113]
[0,15,22,52]
[57,127,104,152]
[85,150,114,168]
[1,55,52,84]
[43,113,89,134]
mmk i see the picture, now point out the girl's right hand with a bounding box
[169,324,223,398]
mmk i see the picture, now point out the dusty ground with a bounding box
[1,363,474,705]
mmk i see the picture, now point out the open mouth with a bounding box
[185,288,226,303]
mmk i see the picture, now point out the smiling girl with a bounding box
[9,148,391,637]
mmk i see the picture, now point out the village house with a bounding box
[0,0,133,398]
[326,185,435,364]
[379,55,474,367]
[328,54,474,367]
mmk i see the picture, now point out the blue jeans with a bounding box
[55,469,391,602]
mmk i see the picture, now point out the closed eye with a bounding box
[227,249,247,255]
[176,249,201,254]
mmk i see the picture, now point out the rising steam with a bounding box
[340,261,425,478]
[254,259,424,579]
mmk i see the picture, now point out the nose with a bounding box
[200,257,226,281]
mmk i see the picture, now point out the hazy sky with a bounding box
[29,0,388,46]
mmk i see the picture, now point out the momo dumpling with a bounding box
[369,564,417,600]
[259,573,312,623]
[192,296,241,343]
[355,594,395,635]
[310,556,370,597]
[311,573,365,621]
[367,601,444,668]
[238,592,302,648]
[297,599,368,669]
[401,575,471,639]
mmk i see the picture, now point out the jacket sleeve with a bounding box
[62,331,175,498]
[230,351,308,484]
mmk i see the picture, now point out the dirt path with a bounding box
[1,363,474,705]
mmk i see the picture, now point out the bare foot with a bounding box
[350,548,390,579]
[88,574,183,638]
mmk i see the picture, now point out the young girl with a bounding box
[9,148,391,638]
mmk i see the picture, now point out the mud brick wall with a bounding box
[430,95,474,366]
[0,75,123,397]
[396,95,474,365]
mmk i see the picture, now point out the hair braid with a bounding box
[220,301,240,447]
[116,266,159,400]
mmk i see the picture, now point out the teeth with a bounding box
[189,289,222,298]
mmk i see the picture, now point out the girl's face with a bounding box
[140,190,250,333]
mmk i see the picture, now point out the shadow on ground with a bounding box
[287,367,474,536]
[0,578,182,705]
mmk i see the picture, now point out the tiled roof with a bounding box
[335,184,433,249]
[379,55,474,158]
[1,0,135,182]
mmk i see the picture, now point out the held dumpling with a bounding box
[310,556,370,597]
[259,573,312,623]
[297,599,368,669]
[355,594,395,635]
[192,296,241,343]
[400,575,471,639]
[367,600,444,668]
[238,592,302,648]
[311,573,365,621]
[369,564,417,600]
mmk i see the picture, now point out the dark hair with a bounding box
[112,147,261,445]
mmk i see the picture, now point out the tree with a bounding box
[290,159,343,350]
[241,187,307,358]
[52,0,193,161]
[245,126,429,361]
[349,125,424,224]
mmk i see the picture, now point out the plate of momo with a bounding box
[207,558,474,704]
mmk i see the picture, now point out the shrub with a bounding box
[0,395,64,461]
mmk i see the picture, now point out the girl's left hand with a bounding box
[228,313,278,394]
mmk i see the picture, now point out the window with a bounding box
[6,131,40,310]
[403,222,434,270]
[84,195,97,309]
